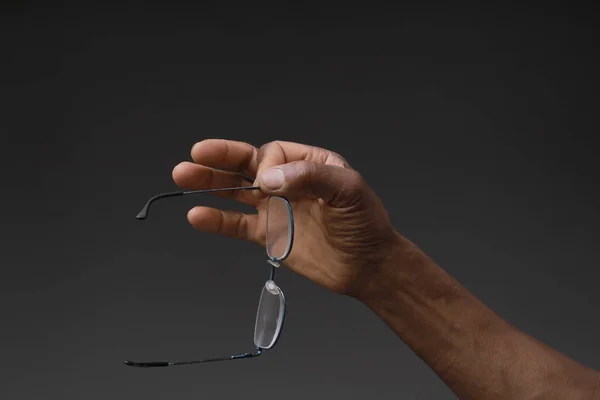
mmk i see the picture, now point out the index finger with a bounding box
[191,139,259,178]
[255,141,349,177]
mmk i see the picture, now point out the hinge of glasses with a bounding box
[267,259,281,268]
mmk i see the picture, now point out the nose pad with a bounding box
[265,280,280,295]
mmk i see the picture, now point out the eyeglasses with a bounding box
[125,174,294,368]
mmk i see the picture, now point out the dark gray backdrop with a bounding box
[2,3,598,399]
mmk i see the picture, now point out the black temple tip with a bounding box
[136,203,150,220]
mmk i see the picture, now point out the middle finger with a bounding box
[172,162,261,206]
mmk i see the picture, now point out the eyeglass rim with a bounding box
[254,278,287,350]
[265,195,295,263]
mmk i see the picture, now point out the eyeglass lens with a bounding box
[254,279,285,349]
[265,196,292,260]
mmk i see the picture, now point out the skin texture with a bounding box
[172,139,600,399]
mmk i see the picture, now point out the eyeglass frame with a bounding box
[124,172,294,368]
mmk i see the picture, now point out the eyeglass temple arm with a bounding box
[136,186,260,220]
[136,169,258,220]
[124,348,263,368]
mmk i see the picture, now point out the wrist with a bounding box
[353,231,510,357]
[354,231,430,307]
[353,231,600,399]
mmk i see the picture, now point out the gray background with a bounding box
[1,2,598,399]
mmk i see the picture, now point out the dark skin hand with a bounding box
[173,139,600,399]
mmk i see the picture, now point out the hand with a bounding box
[172,139,400,298]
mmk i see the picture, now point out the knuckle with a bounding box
[338,170,366,201]
[231,187,250,203]
[215,210,226,234]
[257,140,280,158]
[347,169,365,187]
[219,211,247,240]
[235,215,248,240]
[330,151,352,168]
[294,160,318,182]
[257,141,290,175]
[323,150,352,169]
[256,141,277,165]
[205,166,217,187]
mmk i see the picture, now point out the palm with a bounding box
[255,196,324,265]
[255,195,371,294]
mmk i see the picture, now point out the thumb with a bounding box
[258,160,365,208]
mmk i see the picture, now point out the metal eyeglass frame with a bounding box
[124,173,294,368]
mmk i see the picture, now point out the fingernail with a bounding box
[260,168,285,190]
